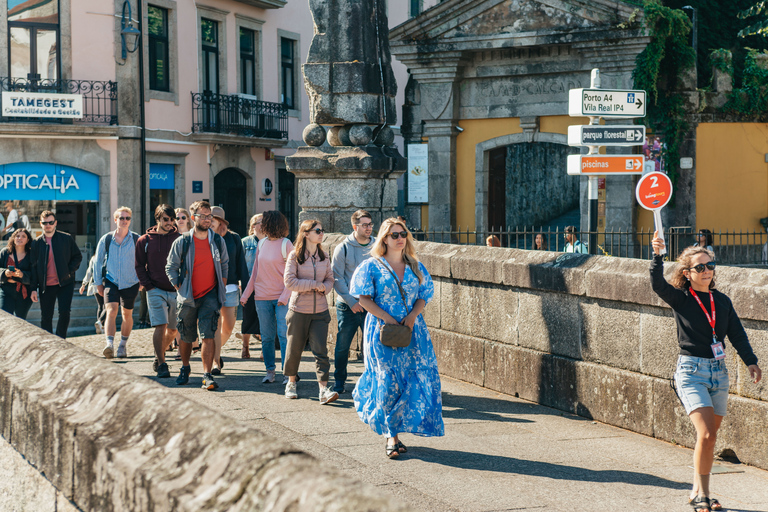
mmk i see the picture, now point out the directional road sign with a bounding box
[567,125,645,147]
[568,89,646,118]
[636,171,673,211]
[567,154,644,175]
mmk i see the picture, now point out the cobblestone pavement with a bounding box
[69,326,768,512]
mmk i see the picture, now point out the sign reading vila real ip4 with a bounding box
[568,89,646,118]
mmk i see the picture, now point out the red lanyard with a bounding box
[691,290,716,338]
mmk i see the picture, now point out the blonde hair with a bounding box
[370,217,423,284]
[175,208,194,232]
[249,213,263,236]
[671,246,716,290]
[113,206,132,219]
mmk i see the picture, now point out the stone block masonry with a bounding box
[321,234,768,471]
[0,315,412,511]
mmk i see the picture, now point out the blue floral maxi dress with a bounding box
[350,258,444,438]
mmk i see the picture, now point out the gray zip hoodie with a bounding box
[332,233,375,306]
[165,229,229,306]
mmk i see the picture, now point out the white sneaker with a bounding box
[319,385,338,405]
[94,321,103,335]
[103,344,114,359]
[285,381,298,399]
[262,370,275,384]
[116,345,127,358]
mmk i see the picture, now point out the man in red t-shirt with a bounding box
[165,202,229,390]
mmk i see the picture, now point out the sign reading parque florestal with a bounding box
[1,91,84,118]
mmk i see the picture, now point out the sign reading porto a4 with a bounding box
[568,89,646,118]
[1,91,84,119]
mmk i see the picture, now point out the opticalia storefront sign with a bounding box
[1,91,84,118]
[0,162,99,201]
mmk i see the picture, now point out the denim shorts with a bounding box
[146,288,178,329]
[223,288,240,308]
[674,355,730,416]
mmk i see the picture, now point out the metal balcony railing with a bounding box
[0,77,117,125]
[410,226,768,266]
[191,92,288,140]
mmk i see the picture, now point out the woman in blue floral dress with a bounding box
[349,217,444,458]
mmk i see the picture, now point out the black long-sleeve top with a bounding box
[650,255,758,366]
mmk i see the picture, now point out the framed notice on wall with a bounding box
[407,144,428,203]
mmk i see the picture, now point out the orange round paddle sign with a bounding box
[635,171,672,210]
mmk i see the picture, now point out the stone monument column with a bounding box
[286,0,406,233]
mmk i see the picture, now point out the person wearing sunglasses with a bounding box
[651,231,761,512]
[135,204,180,379]
[348,218,444,459]
[693,229,715,260]
[331,209,376,394]
[282,220,337,404]
[94,207,141,359]
[32,210,82,339]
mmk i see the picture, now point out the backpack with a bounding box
[257,237,289,260]
[101,231,139,279]
[178,231,223,284]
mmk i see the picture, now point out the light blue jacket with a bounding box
[94,230,140,289]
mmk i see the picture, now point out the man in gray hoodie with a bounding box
[331,209,375,393]
[165,201,229,390]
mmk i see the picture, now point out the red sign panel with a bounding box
[635,171,673,210]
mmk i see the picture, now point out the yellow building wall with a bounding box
[696,123,768,232]
[454,115,589,230]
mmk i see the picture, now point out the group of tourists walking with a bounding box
[2,204,763,484]
[0,205,444,459]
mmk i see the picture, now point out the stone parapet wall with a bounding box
[0,315,411,512]
[322,235,768,470]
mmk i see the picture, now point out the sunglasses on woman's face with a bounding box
[307,228,324,235]
[177,216,187,220]
[688,262,716,273]
[388,231,408,240]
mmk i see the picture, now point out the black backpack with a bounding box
[101,231,139,279]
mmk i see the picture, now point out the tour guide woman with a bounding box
[651,232,761,512]
[349,217,444,458]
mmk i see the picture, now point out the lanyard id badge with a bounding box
[692,290,725,360]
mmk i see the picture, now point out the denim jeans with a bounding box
[39,282,75,339]
[333,301,367,389]
[255,299,288,372]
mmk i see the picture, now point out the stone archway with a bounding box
[214,167,248,236]
[475,132,579,233]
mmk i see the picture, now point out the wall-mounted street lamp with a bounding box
[121,0,141,60]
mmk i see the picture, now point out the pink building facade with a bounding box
[0,0,429,272]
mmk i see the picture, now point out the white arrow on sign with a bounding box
[568,89,646,118]
[567,125,646,147]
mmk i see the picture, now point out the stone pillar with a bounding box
[424,120,459,231]
[286,0,406,234]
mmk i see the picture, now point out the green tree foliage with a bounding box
[633,1,695,190]
[663,0,768,87]
[738,1,768,38]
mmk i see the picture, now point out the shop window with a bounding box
[148,5,170,92]
[149,163,175,218]
[8,0,60,81]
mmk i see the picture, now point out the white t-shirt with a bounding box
[6,209,18,232]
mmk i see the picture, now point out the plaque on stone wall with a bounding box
[407,144,428,204]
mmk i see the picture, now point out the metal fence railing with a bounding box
[191,92,288,140]
[0,77,118,125]
[410,226,768,266]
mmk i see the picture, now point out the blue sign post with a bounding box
[0,162,99,201]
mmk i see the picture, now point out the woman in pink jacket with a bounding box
[283,219,337,405]
[241,211,293,384]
